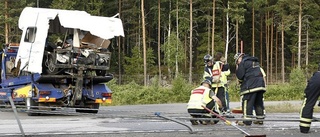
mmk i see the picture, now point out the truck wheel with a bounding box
[76,104,99,114]
[26,98,39,116]
[0,100,5,108]
[88,103,99,114]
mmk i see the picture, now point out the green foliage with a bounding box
[169,75,194,103]
[162,31,186,76]
[123,46,156,82]
[109,69,308,106]
[47,33,64,44]
[226,80,242,102]
[108,76,194,106]
[110,81,167,105]
[228,0,247,23]
[123,46,144,75]
[227,80,305,101]
[50,0,76,9]
[289,68,306,92]
[109,78,307,106]
[107,79,143,105]
[0,0,34,44]
[264,102,320,113]
[264,84,304,101]
[50,0,109,15]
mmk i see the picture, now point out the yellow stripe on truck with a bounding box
[95,99,112,104]
[38,98,56,102]
[14,85,32,98]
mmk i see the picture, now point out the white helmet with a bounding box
[234,53,244,64]
[203,54,213,64]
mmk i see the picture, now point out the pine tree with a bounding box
[0,0,33,47]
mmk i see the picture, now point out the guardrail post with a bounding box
[8,96,25,137]
[154,112,197,134]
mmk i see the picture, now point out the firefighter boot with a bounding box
[190,116,199,125]
[253,116,264,125]
[300,126,310,133]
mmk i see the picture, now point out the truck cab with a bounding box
[0,7,124,115]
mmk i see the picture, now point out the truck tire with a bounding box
[0,100,4,108]
[76,104,99,114]
[26,98,39,116]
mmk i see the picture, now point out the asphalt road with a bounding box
[0,101,320,137]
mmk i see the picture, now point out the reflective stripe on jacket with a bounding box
[187,86,213,109]
[216,61,230,86]
[203,61,230,88]
[236,55,266,95]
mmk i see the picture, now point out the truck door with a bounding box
[16,13,49,74]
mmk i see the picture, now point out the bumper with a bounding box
[95,98,112,104]
[38,97,56,102]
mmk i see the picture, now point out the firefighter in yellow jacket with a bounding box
[215,53,232,117]
[187,79,222,125]
[203,53,230,116]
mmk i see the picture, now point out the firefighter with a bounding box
[203,53,231,117]
[187,79,222,125]
[203,54,213,67]
[234,53,266,126]
[299,63,320,133]
[214,53,234,118]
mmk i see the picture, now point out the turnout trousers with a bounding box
[212,87,227,112]
[188,100,216,118]
[188,100,218,124]
[300,73,320,133]
[242,91,265,125]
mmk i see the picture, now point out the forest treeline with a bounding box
[1,0,320,85]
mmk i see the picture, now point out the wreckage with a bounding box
[0,7,124,115]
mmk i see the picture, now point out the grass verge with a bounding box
[265,102,320,113]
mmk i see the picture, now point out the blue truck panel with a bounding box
[83,84,112,100]
[0,73,41,88]
[33,83,65,99]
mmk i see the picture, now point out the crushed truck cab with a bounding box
[0,7,124,115]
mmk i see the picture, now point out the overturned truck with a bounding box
[0,7,124,115]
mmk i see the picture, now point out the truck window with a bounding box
[24,27,37,43]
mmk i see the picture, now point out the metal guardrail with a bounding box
[155,112,196,134]
[1,97,25,137]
